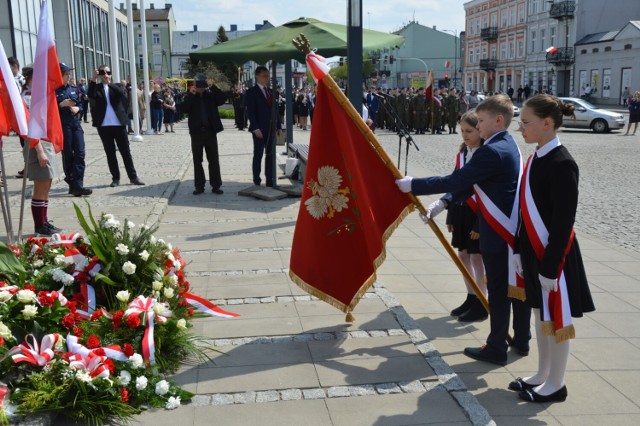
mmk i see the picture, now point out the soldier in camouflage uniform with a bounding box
[396,88,410,131]
[445,88,461,134]
[411,87,427,134]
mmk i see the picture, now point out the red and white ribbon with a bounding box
[520,153,574,339]
[455,151,478,214]
[47,232,82,248]
[184,292,239,318]
[67,351,110,379]
[10,333,60,366]
[306,51,330,83]
[125,296,172,364]
[66,334,128,362]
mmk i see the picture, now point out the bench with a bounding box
[287,143,309,181]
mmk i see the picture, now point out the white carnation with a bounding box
[165,396,181,410]
[32,259,44,268]
[119,370,131,386]
[16,289,36,304]
[135,376,148,391]
[153,303,168,316]
[163,287,174,299]
[152,281,163,291]
[22,304,38,319]
[76,370,92,383]
[155,379,170,396]
[103,213,114,221]
[116,290,131,302]
[116,243,130,255]
[51,268,74,285]
[122,261,136,275]
[104,218,121,229]
[139,250,150,261]
[176,318,187,330]
[0,321,13,339]
[54,254,67,265]
[128,353,144,369]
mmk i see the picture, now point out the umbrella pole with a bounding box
[284,61,293,155]
[0,143,14,243]
[17,150,30,241]
[269,61,278,188]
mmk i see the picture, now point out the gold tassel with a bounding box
[554,325,575,343]
[508,286,526,301]
[345,312,355,323]
[541,321,556,336]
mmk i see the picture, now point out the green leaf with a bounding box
[94,272,119,286]
[0,242,26,274]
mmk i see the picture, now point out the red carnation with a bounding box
[38,291,56,307]
[0,281,5,287]
[74,272,90,283]
[0,337,4,347]
[73,327,83,336]
[90,309,103,321]
[126,313,141,329]
[86,335,101,349]
[123,343,135,357]
[93,348,106,356]
[66,300,78,313]
[112,310,125,328]
[61,313,76,329]
[119,388,129,403]
[24,284,36,292]
[78,244,89,255]
[62,352,73,362]
[185,308,194,317]
[104,358,115,375]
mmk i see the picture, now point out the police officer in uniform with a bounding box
[56,62,92,196]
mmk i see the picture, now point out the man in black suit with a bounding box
[245,66,280,187]
[182,76,227,195]
[87,65,144,187]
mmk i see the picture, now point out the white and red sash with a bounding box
[520,153,575,341]
[455,151,478,213]
[472,145,525,300]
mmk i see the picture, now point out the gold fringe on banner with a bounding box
[554,325,575,343]
[541,321,556,336]
[508,286,527,301]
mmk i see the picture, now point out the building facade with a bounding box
[387,21,459,89]
[0,0,131,82]
[463,0,527,94]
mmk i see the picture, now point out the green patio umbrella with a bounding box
[189,17,404,64]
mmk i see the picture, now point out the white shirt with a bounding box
[535,137,561,159]
[101,83,121,127]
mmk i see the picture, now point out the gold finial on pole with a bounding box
[292,34,312,54]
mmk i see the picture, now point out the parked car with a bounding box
[558,97,626,133]
[472,94,519,116]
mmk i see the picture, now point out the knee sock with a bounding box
[31,199,47,229]
[470,254,487,298]
[458,251,474,295]
[525,309,551,385]
[535,337,570,395]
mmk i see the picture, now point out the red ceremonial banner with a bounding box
[289,55,414,315]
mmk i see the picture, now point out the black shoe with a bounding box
[464,345,507,366]
[71,187,93,197]
[508,340,530,356]
[110,180,120,187]
[211,188,223,194]
[458,298,488,322]
[130,178,145,185]
[36,221,62,236]
[508,377,540,392]
[193,188,204,195]
[451,294,475,316]
[519,386,567,403]
[16,169,24,178]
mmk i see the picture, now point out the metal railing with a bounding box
[480,27,498,41]
[479,59,497,70]
[546,47,574,65]
[549,1,575,19]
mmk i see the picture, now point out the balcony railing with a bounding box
[479,59,497,70]
[549,1,575,19]
[480,27,498,41]
[546,47,574,65]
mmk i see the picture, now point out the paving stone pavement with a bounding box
[1,115,639,426]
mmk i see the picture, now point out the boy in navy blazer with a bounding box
[396,94,531,365]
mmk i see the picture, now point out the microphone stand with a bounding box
[375,94,419,175]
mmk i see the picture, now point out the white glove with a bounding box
[538,274,558,292]
[419,213,429,224]
[395,177,413,193]
[426,199,446,219]
[513,253,523,276]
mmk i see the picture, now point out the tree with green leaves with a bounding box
[216,25,229,44]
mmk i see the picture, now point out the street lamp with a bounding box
[442,29,459,88]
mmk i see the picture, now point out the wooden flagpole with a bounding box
[292,35,490,315]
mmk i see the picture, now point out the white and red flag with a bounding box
[444,60,451,69]
[28,0,63,153]
[0,39,30,138]
[546,46,559,54]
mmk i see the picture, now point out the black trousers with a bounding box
[483,244,531,354]
[61,120,86,189]
[97,125,138,181]
[252,132,274,187]
[191,128,221,190]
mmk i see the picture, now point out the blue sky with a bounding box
[172,0,467,35]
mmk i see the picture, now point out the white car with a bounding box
[558,97,626,133]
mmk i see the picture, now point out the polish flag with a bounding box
[28,0,63,152]
[444,60,451,69]
[546,46,559,54]
[0,39,29,138]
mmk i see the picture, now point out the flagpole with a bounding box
[292,36,490,316]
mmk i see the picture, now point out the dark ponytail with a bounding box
[524,94,575,129]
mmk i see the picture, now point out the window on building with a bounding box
[509,41,515,59]
[469,49,474,64]
[581,49,587,54]
[518,5,525,23]
[501,11,507,28]
[491,13,497,27]
[491,45,497,59]
[540,29,546,52]
[138,54,143,69]
[482,16,487,29]
[530,30,536,53]
[624,44,632,50]
[152,32,160,45]
[592,48,599,53]
[179,60,187,70]
[604,46,612,52]
[153,53,162,67]
[550,27,556,47]
[510,7,516,26]
[476,18,480,34]
[500,43,506,59]
[482,46,487,59]
[518,40,524,57]
[530,0,537,15]
[476,47,480,62]
[153,24,158,28]
[137,32,142,46]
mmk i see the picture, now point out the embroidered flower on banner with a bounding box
[305,166,350,220]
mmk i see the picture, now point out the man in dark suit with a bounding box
[396,95,531,366]
[366,86,380,125]
[87,65,144,187]
[245,66,280,187]
[182,76,227,195]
